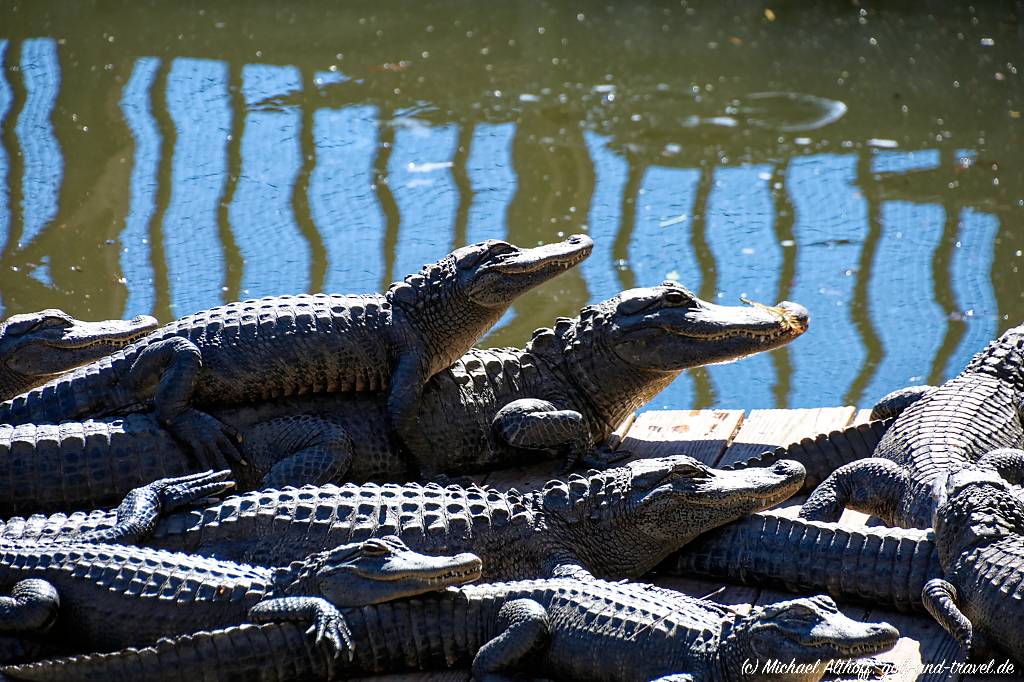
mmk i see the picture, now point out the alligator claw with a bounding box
[306,610,354,668]
[150,470,235,513]
[170,410,248,469]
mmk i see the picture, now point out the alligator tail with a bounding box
[0,415,191,516]
[662,511,938,612]
[0,622,327,682]
[722,418,894,491]
[0,353,131,427]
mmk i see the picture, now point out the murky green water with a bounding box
[0,1,1021,409]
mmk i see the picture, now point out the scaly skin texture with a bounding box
[0,237,593,466]
[0,534,481,667]
[924,467,1024,661]
[0,456,806,581]
[0,310,158,401]
[661,510,939,612]
[801,325,1024,529]
[0,581,899,682]
[0,283,810,515]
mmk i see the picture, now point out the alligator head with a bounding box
[0,309,159,400]
[387,235,593,372]
[277,535,483,606]
[724,595,899,681]
[539,455,805,577]
[932,466,1024,562]
[529,282,809,430]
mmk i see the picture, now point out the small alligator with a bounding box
[924,466,1024,661]
[0,283,809,515]
[0,579,899,682]
[0,310,157,401]
[0,236,593,465]
[0,533,481,671]
[662,510,940,612]
[0,456,806,582]
[799,324,1024,529]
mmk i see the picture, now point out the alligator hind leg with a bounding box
[799,458,907,524]
[248,416,354,489]
[127,337,244,469]
[922,579,973,651]
[250,596,352,678]
[0,580,60,634]
[978,448,1024,484]
[493,399,590,471]
[472,598,550,681]
[870,385,935,420]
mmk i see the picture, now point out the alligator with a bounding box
[0,455,806,583]
[0,532,481,672]
[0,310,158,401]
[923,465,1024,661]
[0,283,810,516]
[797,323,1024,529]
[661,510,940,613]
[0,236,593,466]
[0,579,899,682]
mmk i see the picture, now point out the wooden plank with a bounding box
[617,409,744,465]
[656,408,860,617]
[716,406,857,468]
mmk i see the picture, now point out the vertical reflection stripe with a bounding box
[389,123,459,280]
[14,37,62,249]
[581,131,627,303]
[866,201,946,401]
[0,40,11,253]
[118,57,161,318]
[311,105,385,294]
[787,154,868,407]
[163,57,230,316]
[228,63,307,298]
[703,165,780,408]
[948,208,999,376]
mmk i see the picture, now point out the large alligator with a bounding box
[923,466,1024,661]
[0,456,806,583]
[0,533,481,674]
[0,310,158,401]
[0,283,809,515]
[798,324,1024,529]
[0,236,593,465]
[1,580,899,682]
[662,510,940,613]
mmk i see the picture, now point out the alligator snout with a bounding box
[776,301,810,332]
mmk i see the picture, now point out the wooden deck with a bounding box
[369,407,985,682]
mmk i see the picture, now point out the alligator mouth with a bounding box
[50,315,160,349]
[370,553,483,584]
[663,300,809,341]
[481,234,593,275]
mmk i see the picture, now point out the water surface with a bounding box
[0,1,1021,409]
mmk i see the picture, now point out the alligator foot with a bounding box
[166,409,246,470]
[580,444,631,469]
[472,598,550,679]
[922,579,973,652]
[249,596,353,678]
[0,580,60,634]
[800,458,906,524]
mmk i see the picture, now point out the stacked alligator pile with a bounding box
[0,235,912,681]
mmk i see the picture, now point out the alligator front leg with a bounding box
[387,351,431,458]
[249,596,352,678]
[977,448,1024,484]
[0,580,60,634]
[492,399,590,471]
[799,458,907,524]
[922,579,973,651]
[247,416,354,489]
[75,470,235,544]
[471,598,550,682]
[127,337,244,470]
[869,385,936,420]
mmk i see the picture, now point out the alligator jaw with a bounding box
[337,551,484,606]
[466,234,593,306]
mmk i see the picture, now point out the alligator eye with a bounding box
[485,241,516,258]
[361,540,391,556]
[663,289,694,306]
[670,463,708,478]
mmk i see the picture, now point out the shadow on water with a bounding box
[0,0,1021,409]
